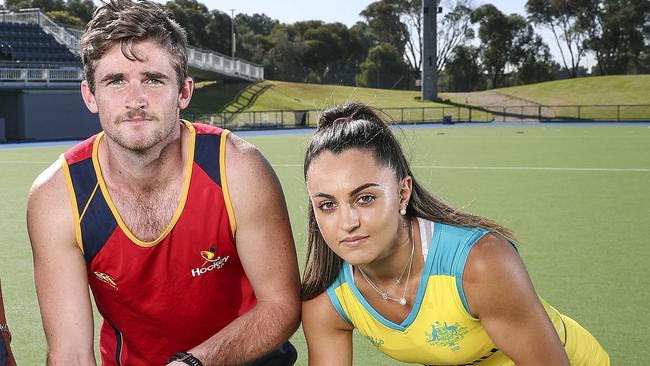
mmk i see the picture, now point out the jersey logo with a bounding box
[192,246,229,277]
[94,271,118,290]
[425,321,468,352]
[365,335,384,348]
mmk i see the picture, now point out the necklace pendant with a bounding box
[399,297,407,306]
[381,293,389,300]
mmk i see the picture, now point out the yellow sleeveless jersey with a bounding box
[326,219,610,365]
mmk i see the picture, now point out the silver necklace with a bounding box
[357,221,415,306]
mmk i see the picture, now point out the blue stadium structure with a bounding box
[0,8,264,142]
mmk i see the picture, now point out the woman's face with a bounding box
[306,148,411,266]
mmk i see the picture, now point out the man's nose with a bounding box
[125,82,148,109]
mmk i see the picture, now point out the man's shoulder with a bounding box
[191,122,227,136]
[63,134,100,165]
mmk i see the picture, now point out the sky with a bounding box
[201,0,595,69]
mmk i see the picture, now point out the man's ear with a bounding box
[177,76,194,110]
[81,80,98,113]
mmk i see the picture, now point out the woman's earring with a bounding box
[400,207,407,215]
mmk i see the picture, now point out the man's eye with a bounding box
[146,79,163,85]
[108,79,124,86]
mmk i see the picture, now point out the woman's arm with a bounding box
[463,234,570,366]
[0,279,16,366]
[302,291,354,366]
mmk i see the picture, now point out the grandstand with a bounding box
[0,8,264,142]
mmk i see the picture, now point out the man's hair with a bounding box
[79,0,188,93]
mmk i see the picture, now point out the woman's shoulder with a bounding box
[302,289,354,331]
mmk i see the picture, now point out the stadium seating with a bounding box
[0,21,79,63]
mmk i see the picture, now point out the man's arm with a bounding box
[27,162,96,365]
[464,234,570,366]
[183,133,301,365]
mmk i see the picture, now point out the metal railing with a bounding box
[181,106,490,130]
[0,67,83,82]
[0,8,264,81]
[182,104,650,130]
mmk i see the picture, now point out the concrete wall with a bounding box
[20,89,101,141]
[0,91,22,140]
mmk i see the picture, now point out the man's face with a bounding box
[81,39,192,152]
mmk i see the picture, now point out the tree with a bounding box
[470,4,515,88]
[262,25,309,82]
[436,0,475,73]
[236,13,278,37]
[360,1,408,56]
[510,29,560,84]
[356,43,411,89]
[4,0,64,11]
[470,5,556,88]
[576,0,650,75]
[233,14,279,64]
[203,10,233,55]
[303,22,366,84]
[46,10,84,27]
[65,0,94,23]
[164,0,210,52]
[442,45,484,91]
[526,0,588,78]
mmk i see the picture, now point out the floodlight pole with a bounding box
[230,9,236,59]
[422,0,439,101]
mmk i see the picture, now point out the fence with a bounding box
[182,106,492,129]
[182,104,650,130]
[0,67,83,82]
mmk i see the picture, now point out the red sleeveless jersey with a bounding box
[61,122,256,365]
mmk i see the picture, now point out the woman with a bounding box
[301,103,609,365]
[0,279,16,366]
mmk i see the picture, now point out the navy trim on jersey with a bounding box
[112,325,123,366]
[68,158,97,215]
[68,157,118,263]
[194,133,222,187]
[80,188,118,263]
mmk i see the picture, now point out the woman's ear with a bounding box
[399,175,413,208]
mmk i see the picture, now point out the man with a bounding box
[26,0,300,364]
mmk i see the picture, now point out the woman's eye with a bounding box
[318,201,336,211]
[357,195,375,205]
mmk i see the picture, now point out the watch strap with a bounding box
[0,323,10,343]
[167,351,203,366]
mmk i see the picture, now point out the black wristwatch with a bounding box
[167,351,204,366]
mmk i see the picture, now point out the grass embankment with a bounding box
[497,75,650,120]
[189,80,474,125]
[188,75,650,122]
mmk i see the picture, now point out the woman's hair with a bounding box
[301,103,513,300]
[79,0,188,94]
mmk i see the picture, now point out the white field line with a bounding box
[272,163,650,172]
[2,161,649,172]
[0,160,52,164]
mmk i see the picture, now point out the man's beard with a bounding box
[108,111,175,153]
